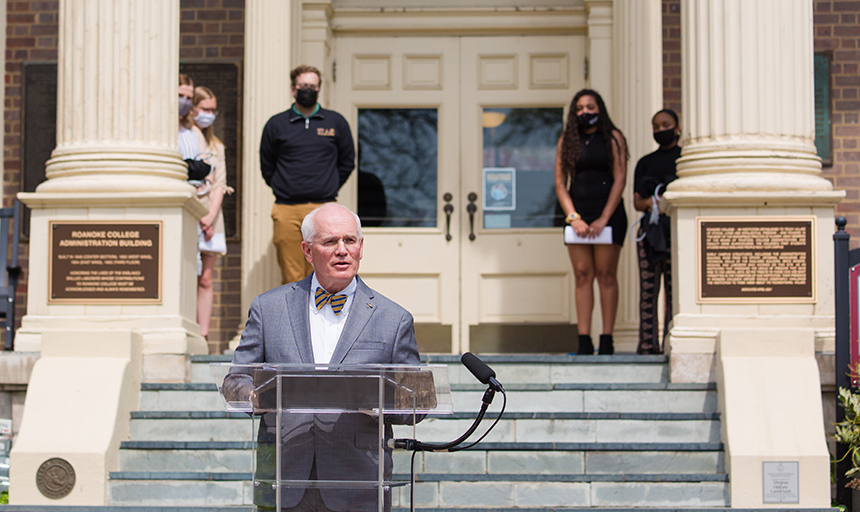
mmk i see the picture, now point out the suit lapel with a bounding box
[330,277,375,364]
[286,276,315,364]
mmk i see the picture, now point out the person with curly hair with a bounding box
[554,89,629,355]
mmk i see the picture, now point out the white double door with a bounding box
[335,35,586,354]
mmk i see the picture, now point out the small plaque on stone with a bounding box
[36,457,76,499]
[762,461,799,503]
[49,221,163,304]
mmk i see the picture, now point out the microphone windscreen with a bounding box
[461,352,496,385]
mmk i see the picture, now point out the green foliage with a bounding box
[0,490,7,504]
[834,372,860,489]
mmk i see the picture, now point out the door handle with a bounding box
[443,193,453,241]
[467,192,477,241]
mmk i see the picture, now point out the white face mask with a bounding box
[194,111,216,128]
[179,96,193,116]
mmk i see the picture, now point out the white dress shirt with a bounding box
[308,274,357,364]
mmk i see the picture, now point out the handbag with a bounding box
[564,225,613,244]
[629,183,667,252]
[198,226,227,254]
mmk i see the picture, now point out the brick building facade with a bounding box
[815,0,860,241]
[2,0,856,353]
[3,0,245,353]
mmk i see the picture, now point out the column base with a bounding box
[16,315,206,383]
[18,189,209,382]
[10,330,142,506]
[718,328,830,508]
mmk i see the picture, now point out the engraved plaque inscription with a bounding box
[36,457,75,499]
[698,217,815,303]
[49,222,162,304]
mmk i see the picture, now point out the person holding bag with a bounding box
[178,74,210,180]
[631,109,681,354]
[193,86,234,340]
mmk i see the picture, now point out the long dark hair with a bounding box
[560,89,628,176]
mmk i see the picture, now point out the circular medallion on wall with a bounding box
[36,457,76,499]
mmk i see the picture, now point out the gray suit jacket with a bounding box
[223,274,420,510]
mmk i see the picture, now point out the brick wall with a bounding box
[662,0,681,115]
[3,0,245,354]
[4,0,58,339]
[815,0,860,245]
[180,0,245,353]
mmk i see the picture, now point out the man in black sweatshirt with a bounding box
[260,65,356,285]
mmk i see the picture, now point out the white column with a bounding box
[672,0,833,194]
[610,0,663,351]
[233,0,293,348]
[12,0,206,505]
[302,1,333,106]
[663,1,838,507]
[584,0,613,104]
[41,0,188,193]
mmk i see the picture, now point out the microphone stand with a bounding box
[391,387,495,452]
[392,386,504,512]
[393,353,506,512]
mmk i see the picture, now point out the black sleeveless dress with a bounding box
[568,132,627,246]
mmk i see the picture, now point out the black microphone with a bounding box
[461,352,504,392]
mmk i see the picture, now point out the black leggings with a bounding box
[637,235,672,354]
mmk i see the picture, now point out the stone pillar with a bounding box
[12,0,206,505]
[302,1,333,107]
[231,0,292,350]
[663,0,841,507]
[584,0,613,105]
[610,0,663,351]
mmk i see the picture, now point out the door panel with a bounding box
[335,37,461,352]
[459,36,585,352]
[336,35,585,354]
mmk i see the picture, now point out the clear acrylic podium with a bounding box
[211,363,452,511]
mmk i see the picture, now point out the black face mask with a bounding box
[653,128,678,147]
[576,112,599,130]
[296,88,318,108]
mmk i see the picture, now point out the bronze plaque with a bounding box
[698,217,815,303]
[49,221,162,304]
[36,457,75,499]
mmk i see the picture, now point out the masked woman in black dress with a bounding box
[554,89,629,355]
[632,109,681,354]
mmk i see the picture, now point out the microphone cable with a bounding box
[449,387,506,452]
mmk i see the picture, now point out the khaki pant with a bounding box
[272,202,326,285]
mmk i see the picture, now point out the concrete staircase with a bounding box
[109,354,732,510]
[0,354,836,511]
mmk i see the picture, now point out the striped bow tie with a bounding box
[315,287,347,315]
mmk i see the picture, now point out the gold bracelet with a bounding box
[566,212,581,224]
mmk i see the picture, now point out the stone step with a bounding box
[118,440,724,475]
[193,354,671,386]
[128,412,720,444]
[140,382,717,414]
[105,473,730,508]
[0,508,840,512]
